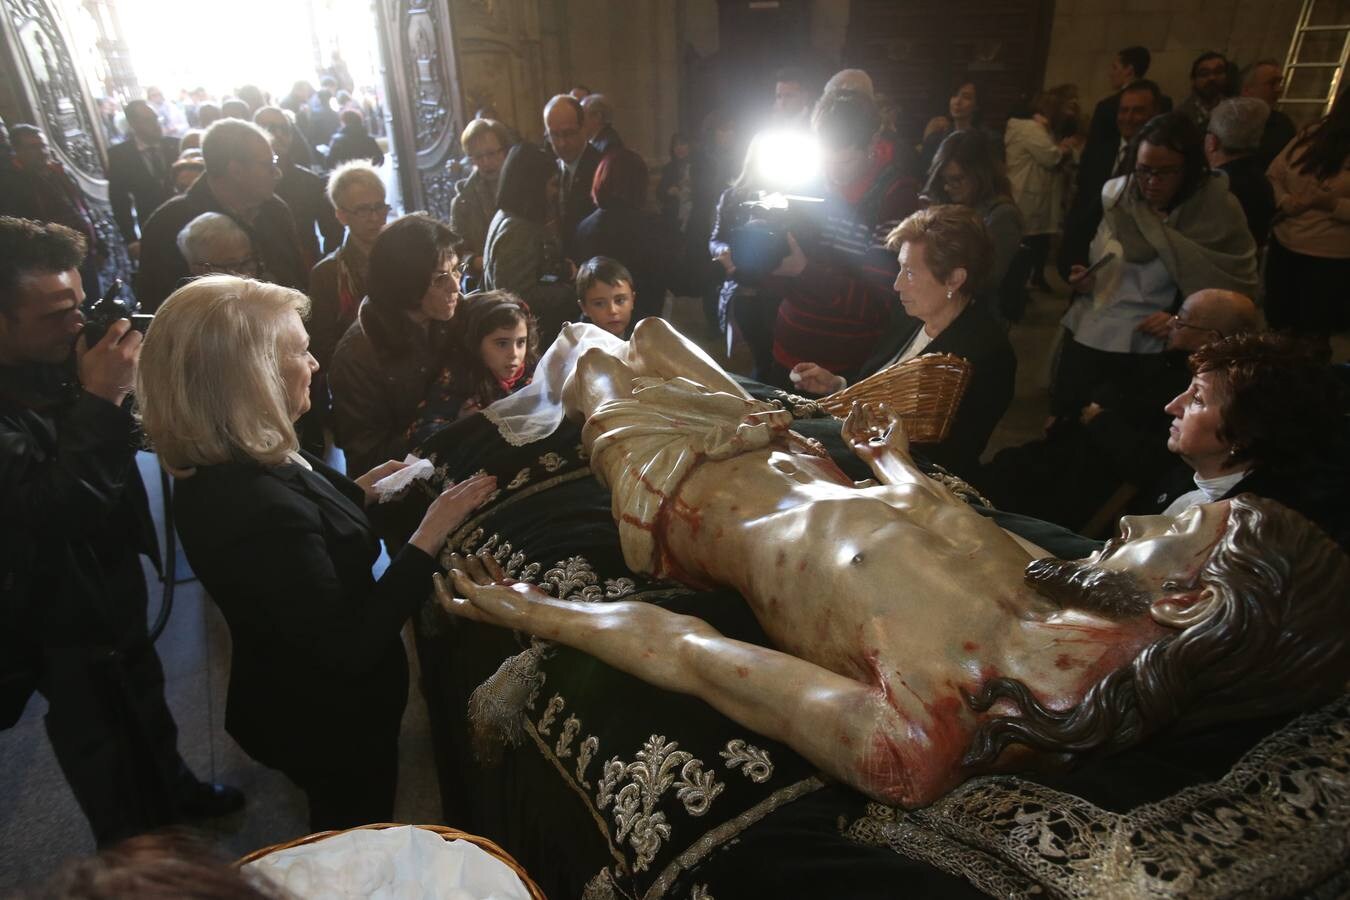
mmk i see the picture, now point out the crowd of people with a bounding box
[1,41,1349,893]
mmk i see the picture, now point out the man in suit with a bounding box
[0,217,241,846]
[1059,80,1163,276]
[136,119,306,311]
[544,93,601,256]
[1241,59,1298,170]
[107,100,180,263]
[1085,46,1153,154]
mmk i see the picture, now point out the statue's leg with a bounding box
[627,317,751,399]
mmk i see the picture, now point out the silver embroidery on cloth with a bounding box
[556,715,582,758]
[719,739,774,783]
[506,468,531,490]
[599,735,726,872]
[537,694,565,736]
[538,451,566,471]
[577,735,600,788]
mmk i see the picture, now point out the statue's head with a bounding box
[966,495,1350,768]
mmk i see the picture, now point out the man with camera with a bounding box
[0,217,241,846]
[766,88,918,387]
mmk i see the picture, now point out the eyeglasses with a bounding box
[432,267,461,288]
[339,202,390,219]
[1135,164,1183,182]
[1169,316,1223,339]
[204,255,259,275]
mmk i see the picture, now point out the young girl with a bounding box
[406,291,540,447]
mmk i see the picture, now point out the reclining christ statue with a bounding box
[436,318,1350,808]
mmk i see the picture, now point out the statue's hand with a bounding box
[434,550,536,629]
[843,401,910,457]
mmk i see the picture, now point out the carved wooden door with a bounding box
[374,0,467,221]
[1,0,128,280]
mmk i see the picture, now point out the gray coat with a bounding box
[449,168,498,261]
[481,210,577,343]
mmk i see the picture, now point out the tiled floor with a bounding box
[0,289,1065,892]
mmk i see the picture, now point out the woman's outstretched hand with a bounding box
[409,473,498,556]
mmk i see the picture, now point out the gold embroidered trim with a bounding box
[844,695,1350,898]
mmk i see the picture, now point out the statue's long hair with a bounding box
[964,495,1350,769]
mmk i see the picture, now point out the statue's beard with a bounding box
[1024,556,1152,620]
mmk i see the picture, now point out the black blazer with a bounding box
[560,143,602,256]
[858,302,1016,477]
[172,451,437,771]
[106,136,179,243]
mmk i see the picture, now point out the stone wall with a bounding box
[1042,0,1304,108]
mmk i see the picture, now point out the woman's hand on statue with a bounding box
[771,232,807,278]
[923,116,951,139]
[788,362,846,396]
[354,459,410,506]
[1136,311,1173,339]
[409,473,498,556]
[1066,264,1095,294]
[843,401,909,458]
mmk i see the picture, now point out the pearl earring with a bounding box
[946,289,954,300]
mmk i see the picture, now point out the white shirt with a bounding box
[883,327,935,370]
[1162,468,1250,517]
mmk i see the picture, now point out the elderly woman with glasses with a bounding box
[329,212,463,476]
[137,276,495,830]
[1052,112,1259,426]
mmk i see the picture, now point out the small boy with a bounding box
[576,256,636,338]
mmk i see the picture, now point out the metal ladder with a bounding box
[1278,0,1350,125]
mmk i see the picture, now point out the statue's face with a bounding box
[1089,501,1230,596]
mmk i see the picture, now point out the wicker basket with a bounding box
[818,352,972,444]
[237,822,546,900]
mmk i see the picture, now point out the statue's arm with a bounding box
[436,554,953,807]
[841,402,959,503]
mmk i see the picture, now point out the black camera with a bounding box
[726,193,824,284]
[83,279,153,346]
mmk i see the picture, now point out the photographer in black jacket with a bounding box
[0,217,240,846]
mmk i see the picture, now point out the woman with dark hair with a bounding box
[481,143,577,343]
[1264,87,1350,338]
[918,80,998,173]
[1053,112,1258,423]
[1005,89,1085,288]
[922,129,1025,295]
[789,205,1016,476]
[329,212,462,476]
[1150,331,1349,546]
[571,147,673,321]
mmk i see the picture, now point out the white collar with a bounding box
[1193,467,1249,501]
